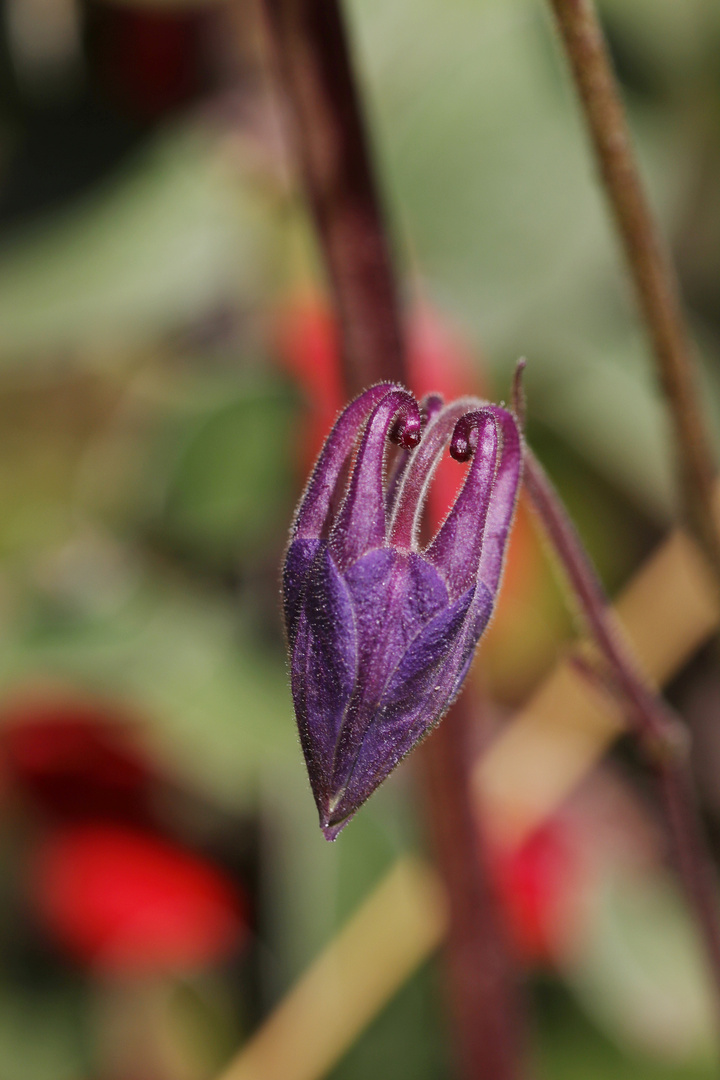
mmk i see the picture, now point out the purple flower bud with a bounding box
[283,384,522,840]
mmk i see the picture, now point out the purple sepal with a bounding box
[282,537,322,646]
[282,384,522,839]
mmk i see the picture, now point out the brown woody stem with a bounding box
[547,0,720,586]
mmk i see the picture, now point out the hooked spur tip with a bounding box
[389,412,422,450]
[450,414,478,462]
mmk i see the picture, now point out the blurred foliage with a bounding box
[157,377,298,565]
[348,0,720,522]
[0,983,88,1080]
[564,868,715,1062]
[537,981,716,1080]
[329,962,446,1080]
[0,127,273,359]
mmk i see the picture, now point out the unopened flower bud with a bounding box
[283,384,522,839]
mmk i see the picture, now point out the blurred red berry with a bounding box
[31,824,249,975]
[1,695,155,823]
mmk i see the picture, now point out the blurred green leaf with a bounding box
[528,341,675,524]
[159,378,298,562]
[560,867,716,1065]
[537,980,716,1080]
[599,0,713,84]
[0,985,87,1080]
[330,962,446,1080]
[0,126,273,362]
[261,761,417,993]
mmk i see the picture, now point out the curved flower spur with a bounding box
[282,383,522,840]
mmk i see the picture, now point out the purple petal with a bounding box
[385,393,446,515]
[318,551,448,829]
[291,545,357,813]
[330,389,421,568]
[381,585,476,713]
[389,397,481,552]
[473,406,523,596]
[293,383,397,541]
[324,582,487,836]
[283,537,322,645]
[343,548,449,701]
[425,410,499,597]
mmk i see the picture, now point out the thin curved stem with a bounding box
[523,445,720,1033]
[547,0,720,588]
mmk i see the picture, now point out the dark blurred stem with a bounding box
[258,0,405,392]
[547,0,720,587]
[259,2,528,1075]
[523,446,720,1032]
[423,700,529,1080]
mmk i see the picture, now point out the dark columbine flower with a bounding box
[283,383,522,840]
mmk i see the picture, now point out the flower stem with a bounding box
[547,0,720,586]
[422,699,529,1080]
[523,445,720,1030]
[258,0,405,392]
[259,2,528,1075]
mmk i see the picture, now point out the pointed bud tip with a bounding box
[320,819,345,842]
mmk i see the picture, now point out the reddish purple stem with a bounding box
[259,0,405,391]
[523,443,720,1039]
[422,698,528,1080]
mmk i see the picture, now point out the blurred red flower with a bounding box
[1,695,155,824]
[272,293,346,470]
[272,291,485,525]
[491,817,587,966]
[31,824,249,976]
